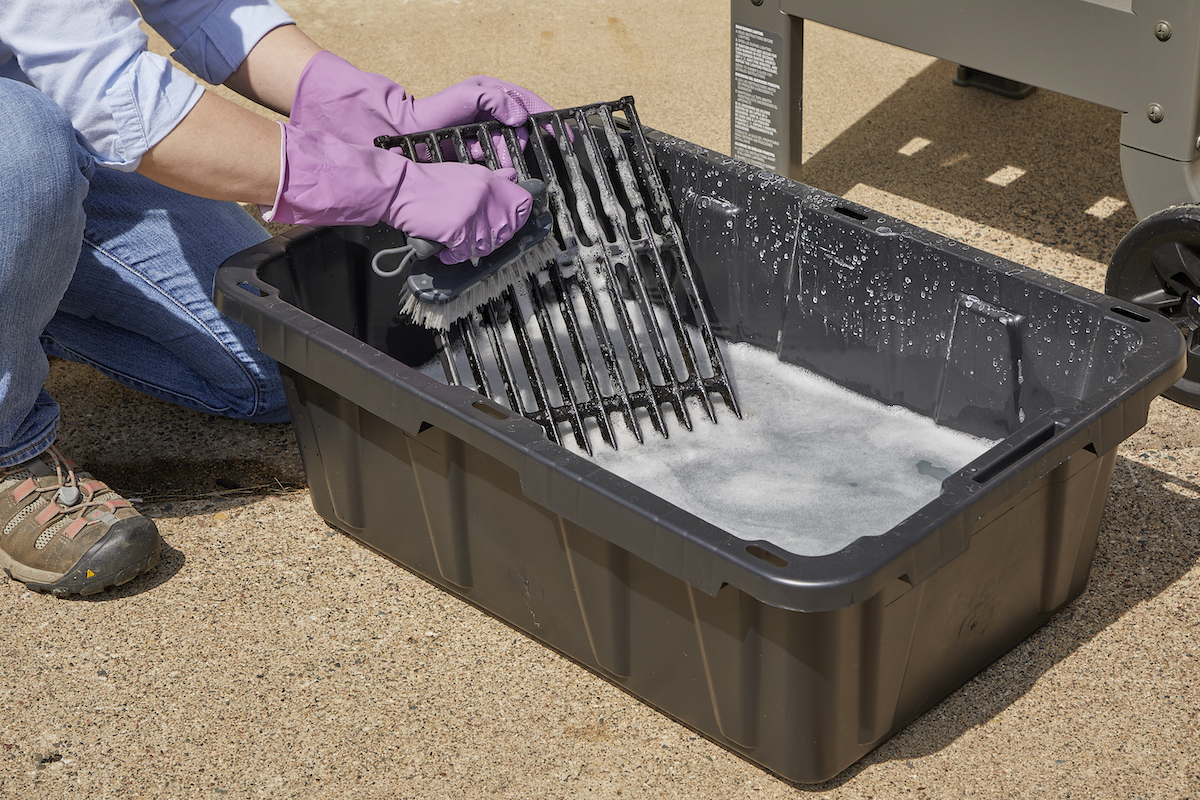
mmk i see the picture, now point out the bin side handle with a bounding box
[968,419,1088,486]
[213,258,281,311]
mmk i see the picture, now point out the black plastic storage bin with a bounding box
[215,129,1184,783]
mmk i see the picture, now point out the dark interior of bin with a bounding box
[256,125,1146,445]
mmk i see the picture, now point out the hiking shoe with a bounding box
[0,446,160,597]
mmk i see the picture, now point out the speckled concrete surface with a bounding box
[3,2,1199,798]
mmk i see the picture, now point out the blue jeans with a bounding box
[0,79,289,468]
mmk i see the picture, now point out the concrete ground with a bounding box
[3,1,1198,797]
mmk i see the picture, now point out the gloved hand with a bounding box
[262,122,533,265]
[290,51,555,166]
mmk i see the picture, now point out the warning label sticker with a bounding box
[732,24,784,171]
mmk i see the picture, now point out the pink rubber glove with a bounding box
[290,51,555,166]
[262,122,533,265]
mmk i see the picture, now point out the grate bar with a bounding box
[478,301,530,427]
[436,330,461,387]
[620,102,742,420]
[546,268,624,448]
[527,115,651,442]
[504,290,583,452]
[553,108,668,439]
[583,108,696,432]
[526,273,598,454]
[457,317,489,399]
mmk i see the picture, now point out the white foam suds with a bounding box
[581,341,996,556]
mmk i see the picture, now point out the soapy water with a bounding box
[581,340,996,557]
[421,318,997,557]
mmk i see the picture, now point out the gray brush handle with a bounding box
[404,236,444,260]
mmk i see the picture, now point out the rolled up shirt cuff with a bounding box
[101,52,205,171]
[164,0,296,86]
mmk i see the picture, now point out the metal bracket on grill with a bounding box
[376,98,740,453]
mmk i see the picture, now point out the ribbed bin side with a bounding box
[894,445,1116,726]
[654,135,1158,444]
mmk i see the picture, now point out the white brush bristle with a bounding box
[400,237,561,331]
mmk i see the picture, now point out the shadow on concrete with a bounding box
[800,59,1140,266]
[44,358,307,521]
[91,456,307,511]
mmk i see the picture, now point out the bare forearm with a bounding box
[135,24,327,203]
[223,24,323,116]
[136,91,281,205]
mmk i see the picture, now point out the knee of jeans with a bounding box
[228,395,291,425]
[0,81,92,211]
[217,369,291,425]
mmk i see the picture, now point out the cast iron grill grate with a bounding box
[376,98,740,454]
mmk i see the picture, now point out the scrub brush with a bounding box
[372,179,558,331]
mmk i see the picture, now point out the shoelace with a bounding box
[2,446,125,546]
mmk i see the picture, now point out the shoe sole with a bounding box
[0,518,162,597]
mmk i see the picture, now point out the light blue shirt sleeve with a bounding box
[0,0,294,171]
[133,0,295,86]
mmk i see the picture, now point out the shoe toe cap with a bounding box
[56,515,163,596]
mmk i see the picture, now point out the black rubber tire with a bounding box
[1107,204,1200,408]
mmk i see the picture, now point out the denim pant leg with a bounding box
[41,166,290,426]
[0,81,289,470]
[0,79,90,467]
